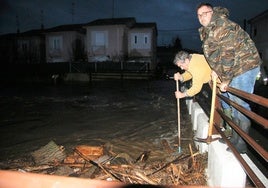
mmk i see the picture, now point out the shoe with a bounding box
[218,137,230,144]
[224,126,232,138]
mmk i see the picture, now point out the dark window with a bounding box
[254,27,257,36]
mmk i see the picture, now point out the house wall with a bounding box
[128,28,152,57]
[17,36,45,64]
[70,32,86,61]
[85,25,127,62]
[250,12,268,67]
[46,31,85,63]
[128,28,157,69]
[0,35,18,64]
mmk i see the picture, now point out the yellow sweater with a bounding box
[182,54,211,97]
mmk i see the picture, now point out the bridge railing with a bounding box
[212,86,268,187]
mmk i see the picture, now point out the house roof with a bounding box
[84,17,157,33]
[85,17,136,27]
[132,23,157,29]
[44,23,86,34]
[0,33,17,38]
[0,17,157,38]
[130,23,158,35]
[18,29,45,37]
[248,9,268,23]
[0,29,44,39]
[0,29,44,37]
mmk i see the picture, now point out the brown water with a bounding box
[0,80,194,162]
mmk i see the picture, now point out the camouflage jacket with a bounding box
[198,7,262,82]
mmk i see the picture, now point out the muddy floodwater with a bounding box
[0,79,195,162]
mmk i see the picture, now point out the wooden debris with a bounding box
[6,143,207,186]
[64,145,104,164]
[110,153,133,165]
[135,171,158,185]
[74,147,122,182]
[61,163,92,168]
[31,140,66,165]
[64,153,86,164]
[93,155,111,164]
[53,165,75,176]
[189,144,196,168]
[74,145,103,160]
[135,151,150,163]
[148,154,187,176]
[24,165,54,172]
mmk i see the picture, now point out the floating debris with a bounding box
[3,140,208,186]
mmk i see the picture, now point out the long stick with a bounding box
[176,79,181,153]
[208,77,217,137]
[193,77,218,143]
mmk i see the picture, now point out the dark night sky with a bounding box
[1,0,268,51]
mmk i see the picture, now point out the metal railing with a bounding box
[212,86,268,187]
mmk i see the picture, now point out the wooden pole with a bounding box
[194,76,219,143]
[208,77,217,137]
[176,80,181,153]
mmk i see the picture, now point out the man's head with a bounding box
[173,51,191,70]
[197,3,213,27]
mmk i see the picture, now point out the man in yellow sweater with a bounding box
[173,50,211,98]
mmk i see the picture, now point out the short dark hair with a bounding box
[196,2,213,11]
[173,51,191,65]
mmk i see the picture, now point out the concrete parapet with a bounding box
[207,140,246,187]
[186,99,262,187]
[194,113,209,154]
[191,102,204,131]
[185,98,193,115]
[241,154,268,187]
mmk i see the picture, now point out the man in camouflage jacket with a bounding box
[197,3,262,153]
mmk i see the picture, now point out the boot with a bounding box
[220,109,231,128]
[228,118,240,145]
[219,118,239,144]
[232,120,250,154]
[223,109,232,137]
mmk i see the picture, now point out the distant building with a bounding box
[0,33,18,64]
[44,24,86,63]
[84,18,135,62]
[16,29,46,64]
[84,17,157,70]
[128,22,157,69]
[0,17,158,74]
[248,9,268,67]
[0,30,45,64]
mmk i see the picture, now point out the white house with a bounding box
[44,24,86,63]
[128,22,157,70]
[84,17,157,70]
